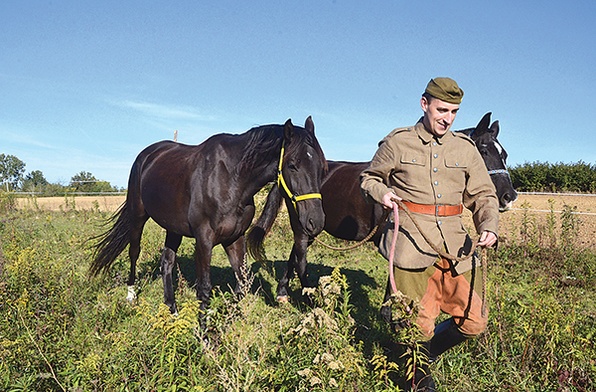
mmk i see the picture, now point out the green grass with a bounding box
[1,195,595,391]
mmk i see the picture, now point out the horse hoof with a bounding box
[126,286,137,303]
[277,295,289,304]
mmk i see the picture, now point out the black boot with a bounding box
[429,318,468,362]
[404,341,436,392]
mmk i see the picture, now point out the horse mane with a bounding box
[455,127,475,137]
[237,125,284,174]
[237,123,327,175]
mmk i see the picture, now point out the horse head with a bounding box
[278,117,327,236]
[469,112,518,211]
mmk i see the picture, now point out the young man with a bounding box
[360,77,499,391]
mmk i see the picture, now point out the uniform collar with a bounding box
[414,118,455,145]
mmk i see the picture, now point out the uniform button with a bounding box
[433,153,438,159]
[437,194,442,198]
[412,158,416,162]
[434,181,439,186]
[438,220,442,225]
[433,167,438,172]
[455,162,459,166]
[433,142,437,146]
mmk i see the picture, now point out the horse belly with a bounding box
[139,168,194,236]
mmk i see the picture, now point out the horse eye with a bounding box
[288,162,299,171]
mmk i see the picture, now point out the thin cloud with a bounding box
[0,127,57,150]
[115,100,216,121]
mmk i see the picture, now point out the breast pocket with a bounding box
[399,153,427,183]
[444,154,468,184]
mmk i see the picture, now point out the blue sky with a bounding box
[1,1,594,188]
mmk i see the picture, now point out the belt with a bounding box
[400,200,463,216]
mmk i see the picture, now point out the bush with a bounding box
[511,161,596,193]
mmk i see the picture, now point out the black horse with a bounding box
[247,112,517,302]
[90,117,327,313]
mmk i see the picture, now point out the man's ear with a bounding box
[420,96,429,113]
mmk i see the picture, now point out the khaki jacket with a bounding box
[360,120,499,274]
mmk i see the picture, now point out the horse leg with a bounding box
[294,236,313,304]
[276,245,296,302]
[223,236,249,298]
[127,216,148,302]
[276,233,310,303]
[161,231,182,314]
[194,239,213,311]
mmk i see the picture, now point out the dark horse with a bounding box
[247,112,517,303]
[90,117,327,314]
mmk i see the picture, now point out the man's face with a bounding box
[420,96,460,137]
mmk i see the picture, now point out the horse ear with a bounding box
[283,118,295,142]
[475,112,492,134]
[489,120,500,137]
[304,116,315,134]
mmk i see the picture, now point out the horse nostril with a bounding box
[307,217,315,232]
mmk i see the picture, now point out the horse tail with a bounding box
[247,184,283,261]
[89,201,132,276]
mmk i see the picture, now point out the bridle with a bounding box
[488,168,510,176]
[277,141,322,212]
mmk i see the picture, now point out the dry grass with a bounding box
[18,193,596,250]
[17,195,125,212]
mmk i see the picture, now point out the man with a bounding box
[360,77,499,391]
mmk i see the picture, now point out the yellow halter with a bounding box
[277,141,322,211]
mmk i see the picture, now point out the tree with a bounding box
[0,154,26,191]
[21,170,49,193]
[70,171,117,193]
[70,171,99,192]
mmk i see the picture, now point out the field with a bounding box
[17,193,596,250]
[2,192,596,391]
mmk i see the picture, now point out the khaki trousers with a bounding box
[394,256,487,338]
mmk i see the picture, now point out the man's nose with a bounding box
[445,113,455,125]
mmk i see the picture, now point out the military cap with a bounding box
[424,77,464,104]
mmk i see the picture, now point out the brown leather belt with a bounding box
[400,200,463,216]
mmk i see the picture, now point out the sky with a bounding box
[1,1,595,189]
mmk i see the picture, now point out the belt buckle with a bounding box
[435,205,440,216]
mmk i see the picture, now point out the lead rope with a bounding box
[388,202,400,294]
[389,200,488,317]
[313,210,390,251]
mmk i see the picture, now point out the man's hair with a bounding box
[422,92,434,102]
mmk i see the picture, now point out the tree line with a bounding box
[509,160,596,193]
[1,153,594,195]
[0,153,122,196]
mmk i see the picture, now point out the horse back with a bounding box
[322,161,384,242]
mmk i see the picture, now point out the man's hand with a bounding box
[477,230,497,248]
[381,191,402,209]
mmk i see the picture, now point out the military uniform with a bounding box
[360,120,499,275]
[360,118,499,340]
[362,76,499,391]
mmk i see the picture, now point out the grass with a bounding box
[1,193,595,391]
